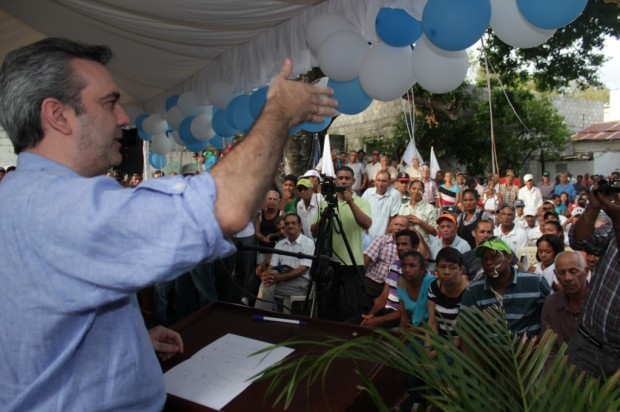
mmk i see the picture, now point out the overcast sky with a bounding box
[600,36,620,90]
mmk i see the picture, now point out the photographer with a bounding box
[567,179,620,378]
[312,166,372,322]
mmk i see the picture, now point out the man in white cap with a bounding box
[300,169,321,194]
[518,173,543,210]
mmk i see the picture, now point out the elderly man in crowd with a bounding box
[430,213,471,260]
[554,172,577,203]
[399,179,438,246]
[0,37,337,410]
[537,171,555,200]
[542,251,588,348]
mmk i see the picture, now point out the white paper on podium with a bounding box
[164,333,294,410]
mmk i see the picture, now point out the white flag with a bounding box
[321,134,335,177]
[401,139,423,167]
[430,146,440,179]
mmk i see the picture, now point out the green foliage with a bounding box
[483,0,620,92]
[256,306,620,411]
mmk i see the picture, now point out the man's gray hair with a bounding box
[0,38,113,154]
[554,250,586,272]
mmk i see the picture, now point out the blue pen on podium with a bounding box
[253,315,307,325]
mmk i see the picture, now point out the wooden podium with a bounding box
[162,302,404,411]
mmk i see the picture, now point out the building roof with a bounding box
[571,121,620,142]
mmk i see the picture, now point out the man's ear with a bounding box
[40,98,73,135]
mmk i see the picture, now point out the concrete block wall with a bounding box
[549,96,604,133]
[329,99,402,151]
[0,127,17,167]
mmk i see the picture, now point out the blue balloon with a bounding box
[165,95,179,111]
[209,135,227,150]
[185,140,208,153]
[233,96,255,133]
[212,109,236,137]
[225,95,246,131]
[517,0,587,30]
[376,7,423,47]
[300,116,332,133]
[135,113,149,132]
[137,129,151,141]
[422,0,491,51]
[249,86,268,118]
[328,78,373,115]
[178,116,201,145]
[149,152,167,169]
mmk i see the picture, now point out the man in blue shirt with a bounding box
[554,172,577,202]
[0,38,337,411]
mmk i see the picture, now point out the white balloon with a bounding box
[178,91,200,117]
[411,36,469,94]
[490,0,555,49]
[165,106,184,130]
[150,132,173,155]
[318,30,369,82]
[208,81,235,110]
[197,91,210,106]
[142,114,169,135]
[171,130,184,146]
[191,114,215,141]
[124,106,145,125]
[306,13,358,56]
[359,42,415,101]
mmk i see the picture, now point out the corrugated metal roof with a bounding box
[572,121,620,141]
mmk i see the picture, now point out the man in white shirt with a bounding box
[255,213,315,312]
[346,150,367,195]
[494,204,528,254]
[430,213,471,260]
[518,173,543,210]
[296,178,321,239]
[365,150,382,188]
[362,170,401,239]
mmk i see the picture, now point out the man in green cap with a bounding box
[459,238,551,337]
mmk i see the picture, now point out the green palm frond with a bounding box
[255,306,620,411]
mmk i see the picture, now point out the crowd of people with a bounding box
[0,37,618,410]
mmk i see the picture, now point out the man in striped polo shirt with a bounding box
[459,238,551,337]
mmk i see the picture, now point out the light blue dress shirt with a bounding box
[0,153,235,411]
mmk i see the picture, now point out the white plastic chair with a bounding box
[516,246,538,269]
[282,282,316,317]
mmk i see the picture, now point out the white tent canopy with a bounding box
[0,0,383,113]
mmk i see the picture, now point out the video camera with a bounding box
[597,179,620,194]
[320,175,346,205]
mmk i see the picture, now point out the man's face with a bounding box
[284,216,302,239]
[71,59,130,177]
[524,215,536,228]
[339,153,347,163]
[396,179,409,194]
[297,184,313,202]
[559,173,567,184]
[480,249,509,277]
[435,171,443,181]
[437,219,456,240]
[472,221,494,245]
[395,235,416,257]
[499,207,515,227]
[401,256,424,281]
[525,179,533,188]
[389,216,408,234]
[554,253,587,295]
[516,206,524,216]
[283,180,295,193]
[408,181,424,202]
[421,167,430,179]
[380,156,389,168]
[336,170,354,190]
[358,152,365,162]
[436,260,463,287]
[374,172,390,194]
[265,191,279,209]
[349,152,357,164]
[308,175,319,188]
[542,175,549,183]
[371,153,379,163]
